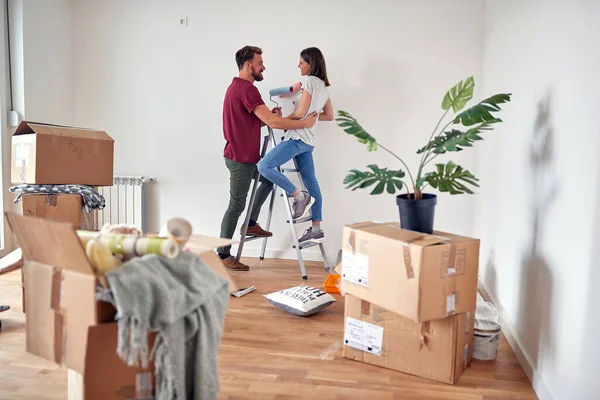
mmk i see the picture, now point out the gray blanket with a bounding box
[97,251,230,400]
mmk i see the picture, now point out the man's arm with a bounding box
[253,105,318,130]
[287,91,311,120]
[261,107,282,127]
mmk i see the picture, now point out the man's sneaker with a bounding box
[298,227,325,244]
[222,256,250,271]
[291,191,315,219]
[242,223,273,237]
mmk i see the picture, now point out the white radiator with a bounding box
[97,176,156,231]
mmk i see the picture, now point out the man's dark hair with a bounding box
[235,46,262,70]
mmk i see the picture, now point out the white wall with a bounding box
[0,0,16,254]
[11,1,600,398]
[0,0,73,254]
[22,0,73,125]
[475,1,600,399]
[70,0,485,261]
[7,0,24,119]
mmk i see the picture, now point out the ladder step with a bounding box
[287,216,312,224]
[293,241,319,250]
[240,235,265,243]
[281,168,299,173]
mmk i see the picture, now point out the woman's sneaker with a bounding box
[292,191,315,219]
[298,227,325,244]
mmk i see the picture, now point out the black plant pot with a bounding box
[396,193,437,234]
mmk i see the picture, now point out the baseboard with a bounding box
[479,279,555,400]
[235,246,324,263]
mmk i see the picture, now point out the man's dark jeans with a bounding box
[218,157,273,256]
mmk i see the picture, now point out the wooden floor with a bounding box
[0,258,538,400]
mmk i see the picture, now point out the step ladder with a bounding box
[235,127,331,280]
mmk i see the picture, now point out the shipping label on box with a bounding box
[341,251,370,286]
[344,316,384,355]
[339,222,480,322]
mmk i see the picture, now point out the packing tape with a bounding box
[394,227,460,314]
[46,194,58,207]
[346,221,383,254]
[81,209,91,231]
[420,321,430,349]
[319,340,342,360]
[361,299,370,316]
[447,240,458,276]
[50,266,61,312]
[360,300,391,325]
[401,235,427,279]
[92,140,100,155]
[349,230,356,253]
[19,159,26,184]
[49,265,64,363]
[445,241,459,315]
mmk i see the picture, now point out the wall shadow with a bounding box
[516,93,556,372]
[483,247,498,301]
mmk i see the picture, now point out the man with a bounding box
[218,45,318,271]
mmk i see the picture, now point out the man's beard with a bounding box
[251,67,263,81]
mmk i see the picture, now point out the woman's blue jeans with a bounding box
[257,139,322,221]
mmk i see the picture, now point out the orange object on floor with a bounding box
[322,273,341,294]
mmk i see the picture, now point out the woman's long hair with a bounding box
[301,47,330,87]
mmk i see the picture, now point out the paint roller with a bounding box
[269,81,302,106]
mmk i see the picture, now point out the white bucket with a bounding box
[473,320,501,360]
[472,299,501,361]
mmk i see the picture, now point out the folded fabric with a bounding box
[96,251,230,400]
[9,184,106,212]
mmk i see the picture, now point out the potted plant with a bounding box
[335,76,511,234]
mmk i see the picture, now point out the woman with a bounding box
[257,47,333,244]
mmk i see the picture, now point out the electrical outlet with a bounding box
[179,17,188,27]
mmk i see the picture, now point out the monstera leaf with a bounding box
[423,161,479,194]
[442,76,475,113]
[335,110,377,151]
[344,165,405,195]
[334,76,512,198]
[453,93,511,126]
[417,120,500,155]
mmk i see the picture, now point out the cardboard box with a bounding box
[19,193,98,313]
[5,212,238,400]
[340,221,480,322]
[22,193,98,231]
[66,326,155,400]
[11,121,114,186]
[343,294,474,385]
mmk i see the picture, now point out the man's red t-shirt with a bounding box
[222,77,265,164]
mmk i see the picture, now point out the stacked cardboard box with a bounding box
[10,120,115,312]
[338,221,480,385]
[21,193,98,231]
[11,121,115,187]
[11,120,116,231]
